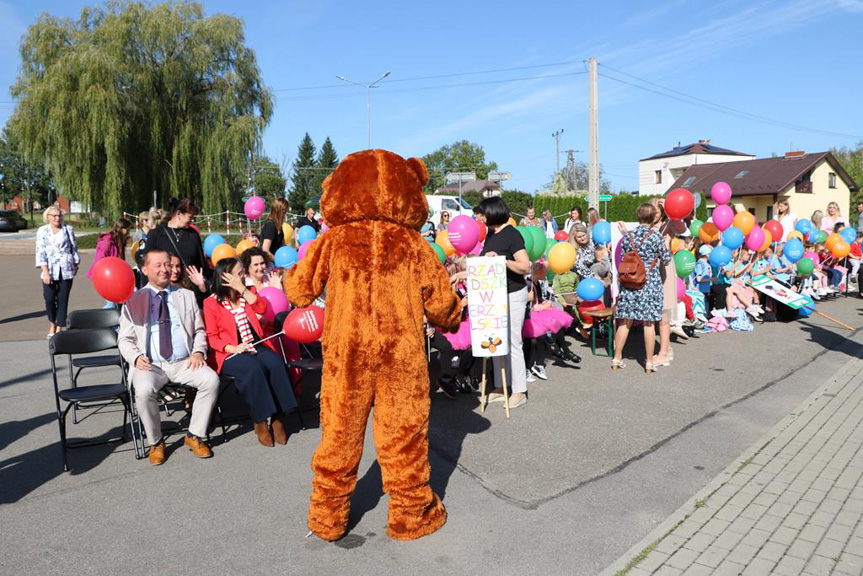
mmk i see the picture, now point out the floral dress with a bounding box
[573,240,596,279]
[615,226,671,322]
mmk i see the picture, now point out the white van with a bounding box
[425,195,473,226]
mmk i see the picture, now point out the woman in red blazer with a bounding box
[204,257,298,447]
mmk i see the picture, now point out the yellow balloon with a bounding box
[758,230,773,252]
[282,223,294,244]
[212,243,236,264]
[548,241,577,273]
[671,238,685,253]
[787,231,804,242]
[235,239,254,255]
[436,230,456,257]
[507,217,517,227]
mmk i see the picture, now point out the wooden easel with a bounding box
[479,357,511,418]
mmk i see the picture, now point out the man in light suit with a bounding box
[119,249,219,465]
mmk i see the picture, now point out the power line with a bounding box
[597,62,863,140]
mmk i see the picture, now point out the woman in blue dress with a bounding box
[611,203,671,373]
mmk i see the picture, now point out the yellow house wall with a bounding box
[780,160,851,221]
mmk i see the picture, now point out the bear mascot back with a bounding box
[284,149,462,541]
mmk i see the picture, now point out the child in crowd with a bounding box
[590,245,613,307]
[694,244,712,303]
[850,232,863,288]
[552,267,589,338]
[524,260,580,381]
[724,249,763,320]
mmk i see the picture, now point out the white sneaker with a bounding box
[525,370,536,383]
[531,364,548,380]
[746,306,762,320]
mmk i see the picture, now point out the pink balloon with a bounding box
[712,205,734,232]
[745,225,765,251]
[677,277,686,301]
[320,221,330,234]
[447,215,479,254]
[298,239,314,260]
[258,286,290,323]
[804,251,819,262]
[244,195,266,220]
[711,181,732,205]
[469,241,483,255]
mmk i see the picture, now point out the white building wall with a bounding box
[638,153,754,196]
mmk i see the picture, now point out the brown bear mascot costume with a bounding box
[284,149,462,541]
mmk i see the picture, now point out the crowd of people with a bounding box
[35,193,863,453]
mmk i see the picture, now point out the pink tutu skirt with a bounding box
[437,318,472,350]
[522,306,573,339]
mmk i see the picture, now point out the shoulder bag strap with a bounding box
[164,227,190,269]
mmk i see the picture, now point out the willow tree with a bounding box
[9,1,273,215]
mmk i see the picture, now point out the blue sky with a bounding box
[1,0,862,194]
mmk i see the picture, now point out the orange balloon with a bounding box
[507,217,517,227]
[282,223,294,244]
[212,243,237,264]
[825,233,842,251]
[832,241,851,259]
[671,238,683,253]
[732,211,756,235]
[235,239,254,255]
[699,222,720,243]
[787,231,804,242]
[436,230,456,257]
[758,230,773,252]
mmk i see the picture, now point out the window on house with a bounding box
[654,170,662,184]
[734,170,749,179]
[683,177,696,187]
[767,206,773,220]
[829,172,837,188]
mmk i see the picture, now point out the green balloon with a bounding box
[797,257,814,275]
[431,242,446,265]
[544,239,557,259]
[816,231,827,243]
[547,270,556,285]
[528,226,546,261]
[674,250,696,278]
[690,219,704,238]
[517,226,534,257]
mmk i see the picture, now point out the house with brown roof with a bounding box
[670,151,859,222]
[639,140,754,196]
[437,179,501,197]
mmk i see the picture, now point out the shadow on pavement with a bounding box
[798,320,863,359]
[0,368,53,389]
[0,412,56,452]
[0,310,45,325]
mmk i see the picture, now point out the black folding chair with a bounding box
[66,309,123,424]
[49,328,141,471]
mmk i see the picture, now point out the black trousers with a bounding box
[429,332,477,381]
[43,272,73,327]
[221,347,298,422]
[709,284,728,313]
[524,330,568,368]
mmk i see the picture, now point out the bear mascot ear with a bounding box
[406,157,429,187]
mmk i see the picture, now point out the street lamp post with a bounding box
[336,71,391,150]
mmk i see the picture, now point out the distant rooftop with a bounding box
[641,140,753,161]
[438,179,501,193]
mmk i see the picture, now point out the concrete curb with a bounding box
[598,354,861,576]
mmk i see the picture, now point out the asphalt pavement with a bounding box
[1,253,862,575]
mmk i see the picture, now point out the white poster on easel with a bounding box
[467,256,509,357]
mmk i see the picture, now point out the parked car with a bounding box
[0,210,27,232]
[425,195,473,227]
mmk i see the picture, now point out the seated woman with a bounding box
[203,257,298,447]
[241,246,282,292]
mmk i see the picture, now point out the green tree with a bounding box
[9,1,273,215]
[288,133,317,210]
[422,140,499,192]
[0,128,55,216]
[254,155,286,199]
[831,142,863,203]
[557,160,612,193]
[311,137,339,195]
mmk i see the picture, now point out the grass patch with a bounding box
[74,234,100,249]
[735,456,754,473]
[615,518,685,576]
[694,498,708,509]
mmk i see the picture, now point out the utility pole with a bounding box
[588,57,599,216]
[552,129,564,176]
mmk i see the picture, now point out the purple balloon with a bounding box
[244,195,266,220]
[712,205,734,232]
[298,239,314,261]
[258,286,289,323]
[711,181,732,205]
[447,215,479,254]
[744,225,765,251]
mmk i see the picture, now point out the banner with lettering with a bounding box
[747,274,808,309]
[467,256,509,357]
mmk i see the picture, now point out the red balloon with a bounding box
[554,230,569,241]
[477,221,487,243]
[763,219,783,243]
[665,188,695,220]
[91,257,135,303]
[283,305,324,343]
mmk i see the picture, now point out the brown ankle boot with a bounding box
[271,414,288,445]
[253,421,274,447]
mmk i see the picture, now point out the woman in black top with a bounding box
[261,197,288,257]
[478,196,531,409]
[147,197,207,274]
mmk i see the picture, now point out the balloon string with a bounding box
[225,330,285,361]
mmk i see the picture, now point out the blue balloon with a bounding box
[841,227,857,244]
[203,234,226,257]
[274,246,298,269]
[592,221,611,245]
[709,245,732,267]
[797,294,814,318]
[296,225,317,245]
[577,277,605,301]
[784,238,804,262]
[721,227,745,250]
[795,219,812,234]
